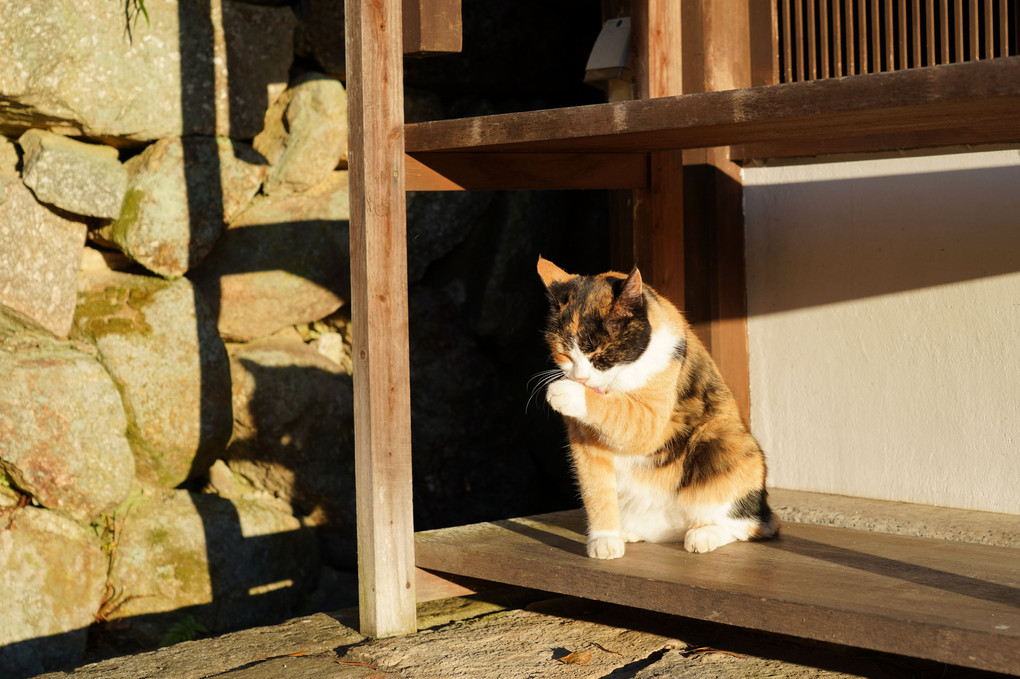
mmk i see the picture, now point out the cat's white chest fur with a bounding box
[613,456,688,543]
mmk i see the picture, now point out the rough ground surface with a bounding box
[33,591,1006,679]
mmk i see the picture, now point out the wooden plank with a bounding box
[416,510,1020,674]
[405,152,648,191]
[402,0,461,55]
[345,0,417,638]
[404,57,1020,157]
[728,119,1020,161]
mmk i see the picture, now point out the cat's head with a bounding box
[537,256,652,393]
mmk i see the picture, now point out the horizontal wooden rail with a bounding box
[405,57,1020,162]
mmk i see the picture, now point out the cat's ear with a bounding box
[611,267,644,318]
[537,256,572,288]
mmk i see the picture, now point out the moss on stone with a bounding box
[108,188,145,248]
[73,276,171,340]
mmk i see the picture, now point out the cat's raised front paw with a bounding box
[683,525,735,553]
[587,532,625,559]
[546,378,587,419]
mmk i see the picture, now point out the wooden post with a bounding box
[345,0,417,637]
[627,0,759,424]
[629,0,685,306]
[676,2,757,424]
[402,0,462,55]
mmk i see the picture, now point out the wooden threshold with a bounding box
[405,57,1020,164]
[415,509,1020,675]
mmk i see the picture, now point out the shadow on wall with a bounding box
[743,160,1020,317]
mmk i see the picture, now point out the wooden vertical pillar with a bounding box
[629,0,685,308]
[627,0,764,424]
[677,2,760,424]
[345,0,417,637]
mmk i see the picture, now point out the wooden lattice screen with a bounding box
[778,0,1019,81]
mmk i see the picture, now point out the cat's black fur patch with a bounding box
[672,335,687,361]
[678,437,736,489]
[651,431,689,469]
[675,358,721,419]
[728,488,774,524]
[547,276,651,369]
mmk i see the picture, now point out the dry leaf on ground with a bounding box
[556,649,593,665]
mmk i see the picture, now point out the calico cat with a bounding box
[537,256,778,559]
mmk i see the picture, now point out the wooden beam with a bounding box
[402,0,462,55]
[403,58,1020,155]
[405,152,649,191]
[345,0,417,638]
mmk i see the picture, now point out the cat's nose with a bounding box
[574,376,589,385]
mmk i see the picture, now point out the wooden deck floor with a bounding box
[415,509,1020,675]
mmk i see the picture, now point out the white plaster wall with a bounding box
[743,149,1020,513]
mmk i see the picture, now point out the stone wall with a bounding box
[0,1,606,676]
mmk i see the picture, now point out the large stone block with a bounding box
[0,136,18,178]
[74,272,232,487]
[0,0,295,143]
[0,508,108,677]
[107,488,318,646]
[18,129,127,219]
[101,137,266,278]
[0,177,86,337]
[0,307,135,524]
[189,172,350,341]
[253,74,347,196]
[224,336,354,530]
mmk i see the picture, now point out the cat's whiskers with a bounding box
[526,369,565,413]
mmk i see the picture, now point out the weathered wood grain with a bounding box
[416,510,1020,674]
[346,0,416,638]
[402,0,461,55]
[404,57,1020,156]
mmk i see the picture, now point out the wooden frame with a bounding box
[346,0,1020,659]
[345,0,416,637]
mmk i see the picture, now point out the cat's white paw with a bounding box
[546,378,587,419]
[683,525,735,553]
[587,532,625,559]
